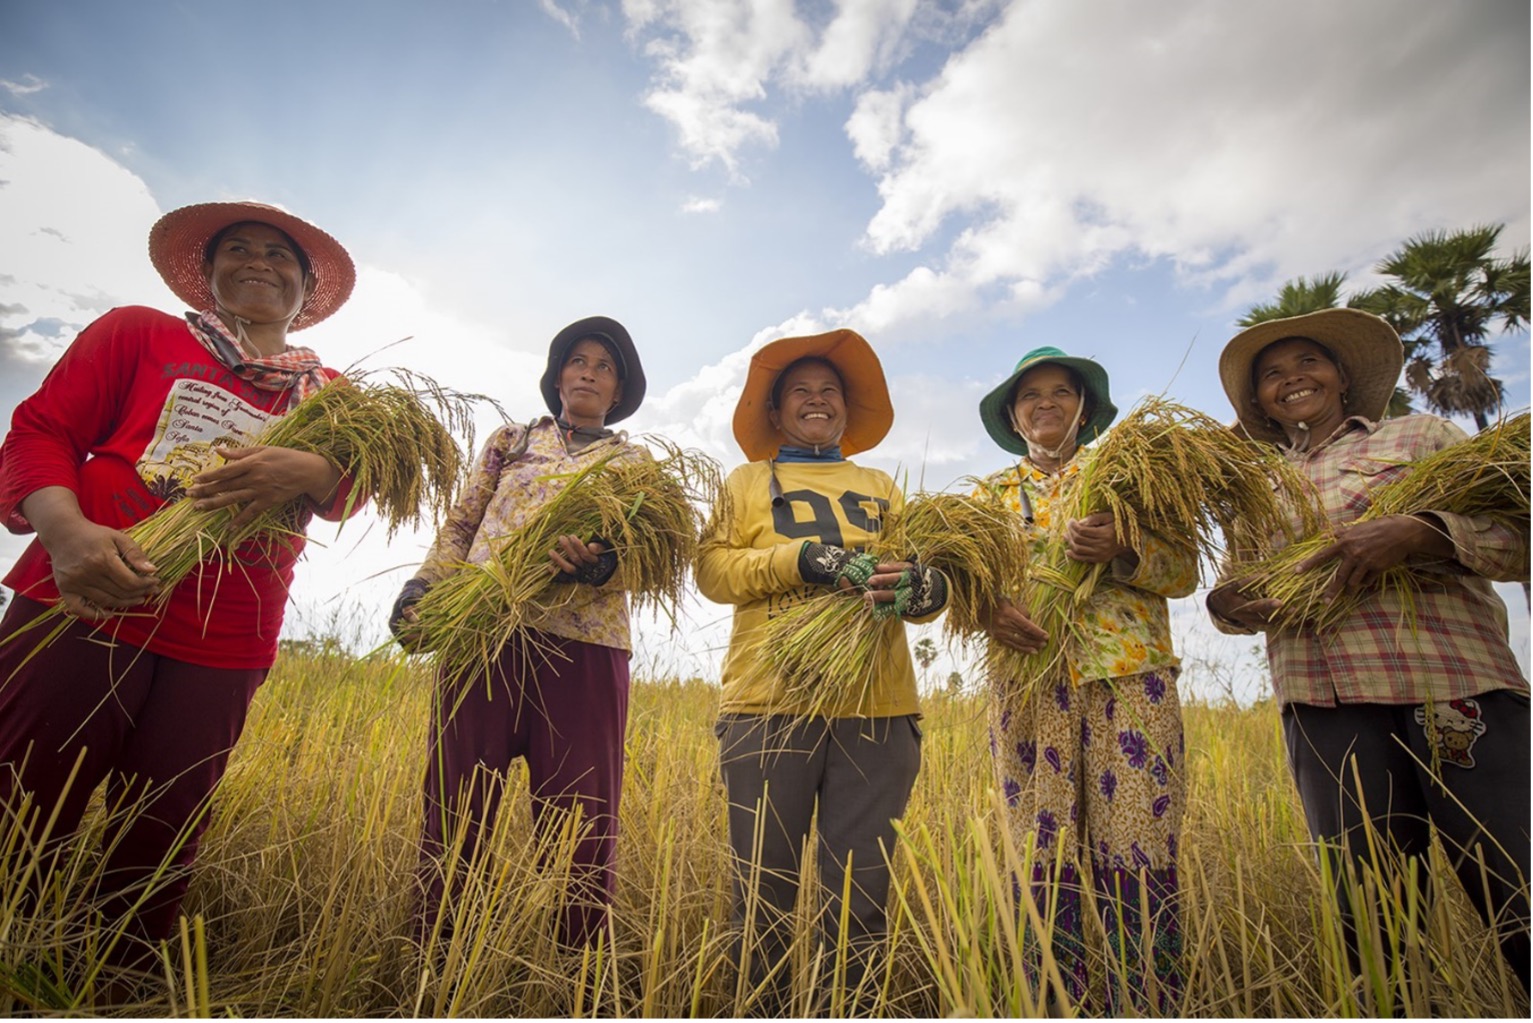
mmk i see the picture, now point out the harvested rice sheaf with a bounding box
[0,368,481,661]
[995,397,1317,689]
[752,486,1029,720]
[408,439,722,683]
[125,368,480,596]
[1240,411,1530,631]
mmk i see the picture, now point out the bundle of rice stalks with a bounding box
[997,396,1318,687]
[750,487,1029,720]
[1239,411,1530,631]
[2,368,481,661]
[124,368,480,597]
[407,439,722,683]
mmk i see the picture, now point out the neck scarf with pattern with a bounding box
[185,311,328,410]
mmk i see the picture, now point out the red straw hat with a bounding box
[732,328,894,461]
[148,201,355,331]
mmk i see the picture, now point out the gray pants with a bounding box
[1283,691,1530,992]
[716,713,922,1007]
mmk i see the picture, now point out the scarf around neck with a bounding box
[185,311,328,410]
[775,444,844,463]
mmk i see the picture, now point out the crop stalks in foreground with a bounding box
[0,653,1524,1017]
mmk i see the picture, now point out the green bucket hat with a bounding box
[979,346,1118,456]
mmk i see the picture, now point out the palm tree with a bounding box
[1238,271,1349,327]
[1349,225,1529,431]
[1240,271,1414,417]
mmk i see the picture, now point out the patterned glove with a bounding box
[798,542,878,589]
[552,537,619,587]
[388,577,429,650]
[870,562,949,619]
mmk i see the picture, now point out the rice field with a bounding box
[1,643,1525,1017]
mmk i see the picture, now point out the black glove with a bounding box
[870,561,949,619]
[552,537,619,587]
[798,542,877,588]
[389,577,429,649]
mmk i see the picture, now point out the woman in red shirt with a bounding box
[0,200,356,977]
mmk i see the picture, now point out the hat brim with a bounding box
[540,316,647,424]
[1218,308,1403,445]
[148,201,355,331]
[979,353,1118,456]
[732,329,893,462]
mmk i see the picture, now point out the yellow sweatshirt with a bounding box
[696,459,926,718]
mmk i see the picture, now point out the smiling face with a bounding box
[201,222,312,328]
[768,358,847,450]
[1009,363,1084,455]
[558,337,624,428]
[1252,337,1349,438]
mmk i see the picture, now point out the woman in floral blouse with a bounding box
[389,315,647,949]
[977,346,1196,1013]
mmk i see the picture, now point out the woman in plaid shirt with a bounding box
[1207,308,1529,994]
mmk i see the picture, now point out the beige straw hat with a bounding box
[1218,308,1403,444]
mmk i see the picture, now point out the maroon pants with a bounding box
[0,596,265,967]
[416,630,630,947]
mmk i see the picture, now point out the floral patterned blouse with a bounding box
[978,449,1198,684]
[416,417,645,651]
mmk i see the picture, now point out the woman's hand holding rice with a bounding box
[21,486,161,618]
[1295,513,1453,600]
[188,445,342,527]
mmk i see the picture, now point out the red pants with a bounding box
[0,596,265,966]
[416,630,631,947]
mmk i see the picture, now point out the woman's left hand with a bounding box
[188,446,342,528]
[550,534,604,576]
[863,561,914,606]
[1298,514,1452,601]
[1065,511,1133,565]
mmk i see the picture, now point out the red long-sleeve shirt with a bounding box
[1,305,348,668]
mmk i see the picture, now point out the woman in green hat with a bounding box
[976,346,1196,1014]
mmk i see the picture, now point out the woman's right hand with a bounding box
[1206,580,1280,631]
[25,488,161,619]
[986,599,1048,654]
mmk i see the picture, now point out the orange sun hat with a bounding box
[732,328,894,462]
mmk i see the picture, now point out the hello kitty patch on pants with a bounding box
[1414,698,1487,769]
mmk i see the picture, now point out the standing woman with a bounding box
[391,316,647,950]
[0,201,357,972]
[1207,308,1529,992]
[977,346,1196,1013]
[695,329,948,1012]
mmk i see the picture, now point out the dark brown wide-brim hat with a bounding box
[732,328,893,462]
[149,200,356,331]
[1219,308,1403,444]
[540,315,646,424]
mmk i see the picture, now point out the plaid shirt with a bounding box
[1214,414,1529,707]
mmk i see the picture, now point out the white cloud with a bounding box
[625,0,988,173]
[538,0,583,39]
[852,0,1531,330]
[680,195,723,214]
[0,74,47,97]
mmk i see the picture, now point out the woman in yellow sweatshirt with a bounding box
[696,328,947,1012]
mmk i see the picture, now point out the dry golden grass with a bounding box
[0,647,1525,1017]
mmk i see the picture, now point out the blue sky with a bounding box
[2,0,1528,697]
